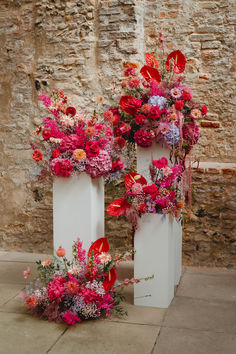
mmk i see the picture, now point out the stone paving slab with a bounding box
[0,312,65,354]
[177,270,236,302]
[153,327,236,354]
[48,320,160,354]
[163,296,236,334]
[0,283,24,306]
[0,261,38,284]
[0,251,52,263]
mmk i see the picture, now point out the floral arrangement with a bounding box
[31,89,125,180]
[21,238,146,326]
[104,31,207,166]
[107,157,183,230]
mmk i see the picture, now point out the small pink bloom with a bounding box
[191,109,201,120]
[23,266,31,279]
[123,278,130,285]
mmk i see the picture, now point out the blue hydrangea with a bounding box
[163,125,180,146]
[148,95,168,110]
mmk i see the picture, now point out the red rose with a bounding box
[174,100,184,111]
[112,158,124,172]
[120,96,142,116]
[143,184,159,199]
[182,91,191,101]
[52,148,61,158]
[66,106,76,117]
[135,114,146,125]
[139,203,147,214]
[114,137,126,148]
[42,128,51,141]
[152,157,168,169]
[32,149,43,162]
[148,106,162,120]
[85,140,100,157]
[119,122,131,136]
[201,105,207,115]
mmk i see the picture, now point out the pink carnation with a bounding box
[62,311,81,326]
[50,158,74,177]
[134,130,153,148]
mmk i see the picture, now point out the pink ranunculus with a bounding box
[152,157,169,169]
[85,140,100,157]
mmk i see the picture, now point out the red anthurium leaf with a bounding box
[106,198,131,217]
[124,172,147,190]
[103,268,117,291]
[145,53,159,69]
[165,50,186,74]
[88,237,109,257]
[140,65,161,84]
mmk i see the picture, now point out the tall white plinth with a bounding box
[134,214,175,308]
[53,173,104,260]
[137,144,182,287]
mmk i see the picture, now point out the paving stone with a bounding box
[0,291,28,314]
[177,270,236,302]
[49,320,160,354]
[0,312,65,354]
[153,327,236,354]
[0,283,24,306]
[163,297,236,334]
[0,261,38,284]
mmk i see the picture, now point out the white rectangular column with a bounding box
[137,144,182,289]
[134,214,175,308]
[53,173,104,260]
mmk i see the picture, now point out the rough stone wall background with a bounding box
[0,0,235,266]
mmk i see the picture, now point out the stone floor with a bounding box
[0,251,235,354]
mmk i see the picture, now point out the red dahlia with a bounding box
[32,150,43,162]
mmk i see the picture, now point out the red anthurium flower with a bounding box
[166,50,186,74]
[119,96,142,116]
[88,238,109,257]
[145,53,159,69]
[140,65,161,84]
[103,268,117,291]
[124,172,147,190]
[106,198,131,217]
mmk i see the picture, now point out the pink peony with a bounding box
[134,130,153,147]
[50,158,74,177]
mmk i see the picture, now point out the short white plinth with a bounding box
[137,144,182,287]
[53,173,104,260]
[134,214,175,308]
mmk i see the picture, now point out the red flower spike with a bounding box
[106,198,131,217]
[124,172,147,190]
[145,53,159,69]
[165,50,186,74]
[88,238,109,257]
[103,268,117,291]
[140,65,161,84]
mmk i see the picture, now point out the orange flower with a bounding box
[56,247,66,257]
[123,62,139,69]
[176,201,183,209]
[25,296,37,308]
[41,257,51,267]
[85,127,95,137]
[73,149,87,162]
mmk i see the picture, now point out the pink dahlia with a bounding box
[183,121,200,146]
[134,130,153,148]
[50,158,74,177]
[86,150,112,178]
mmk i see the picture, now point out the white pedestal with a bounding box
[137,144,182,291]
[134,214,175,308]
[53,173,104,260]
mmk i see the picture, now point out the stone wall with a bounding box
[0,0,235,266]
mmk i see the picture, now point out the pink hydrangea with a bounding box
[86,150,112,178]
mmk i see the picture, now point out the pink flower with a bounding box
[123,278,130,285]
[141,103,151,114]
[62,311,81,326]
[191,109,201,120]
[134,130,153,147]
[60,134,86,152]
[182,91,191,100]
[201,105,207,115]
[183,121,200,146]
[50,158,74,177]
[85,140,100,157]
[65,280,80,295]
[114,137,126,148]
[47,277,65,300]
[170,87,182,99]
[119,122,131,135]
[131,183,143,195]
[124,67,136,76]
[159,123,170,135]
[148,106,163,120]
[128,77,140,88]
[152,157,168,169]
[25,295,37,308]
[112,158,124,172]
[103,110,113,122]
[23,266,31,279]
